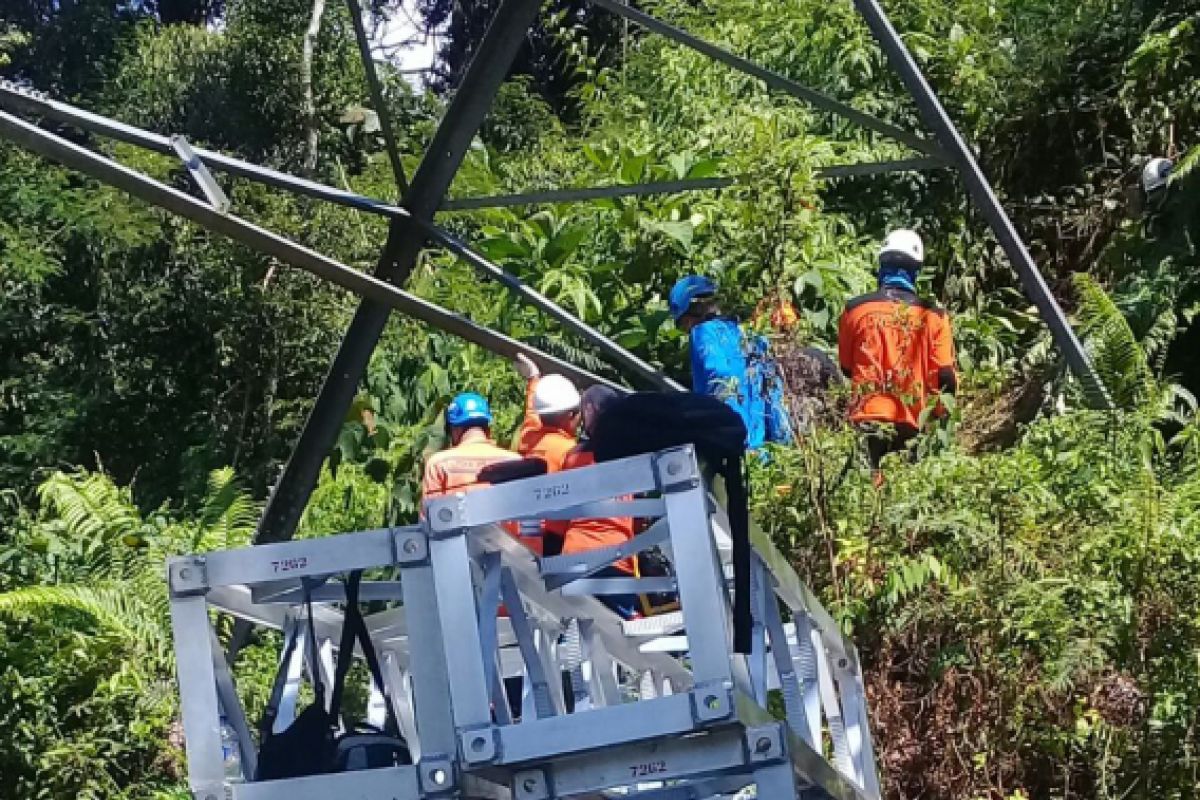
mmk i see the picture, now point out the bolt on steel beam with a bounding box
[170,135,230,212]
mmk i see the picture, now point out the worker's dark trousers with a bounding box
[863,423,918,468]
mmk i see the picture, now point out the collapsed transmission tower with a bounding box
[0,0,1112,797]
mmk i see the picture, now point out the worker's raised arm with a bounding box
[513,354,541,455]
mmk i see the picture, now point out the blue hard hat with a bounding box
[668,275,718,321]
[446,392,492,427]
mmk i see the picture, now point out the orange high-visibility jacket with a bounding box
[421,433,524,542]
[837,286,957,429]
[421,435,521,501]
[514,377,577,473]
[546,445,637,574]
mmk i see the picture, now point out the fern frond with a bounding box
[0,583,170,665]
[198,468,258,550]
[37,471,140,543]
[526,335,627,384]
[1172,144,1200,181]
[1072,274,1158,412]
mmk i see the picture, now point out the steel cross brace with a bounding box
[0,110,618,396]
[439,157,945,210]
[343,0,410,194]
[0,82,676,394]
[586,0,947,160]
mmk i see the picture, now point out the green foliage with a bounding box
[0,0,1198,797]
[0,467,266,798]
[753,408,1200,797]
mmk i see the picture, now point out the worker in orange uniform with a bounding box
[511,354,582,554]
[547,385,641,618]
[513,354,581,472]
[838,229,957,477]
[421,391,520,501]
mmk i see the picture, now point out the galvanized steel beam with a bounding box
[343,0,410,194]
[0,84,676,393]
[441,177,735,210]
[0,111,620,390]
[587,0,948,160]
[256,0,549,543]
[440,158,945,210]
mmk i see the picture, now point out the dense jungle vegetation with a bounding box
[1,0,1199,797]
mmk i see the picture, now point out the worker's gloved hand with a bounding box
[514,353,540,380]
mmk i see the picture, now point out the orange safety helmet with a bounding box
[754,296,800,331]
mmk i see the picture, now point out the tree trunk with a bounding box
[301,0,327,175]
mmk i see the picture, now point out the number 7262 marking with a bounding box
[271,556,308,574]
[629,760,667,779]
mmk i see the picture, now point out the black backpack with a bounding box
[591,392,753,654]
[256,572,410,781]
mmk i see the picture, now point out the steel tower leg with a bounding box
[255,0,544,544]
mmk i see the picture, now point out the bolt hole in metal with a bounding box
[437,508,453,522]
[402,538,419,554]
[522,777,540,792]
[471,736,487,753]
[429,767,447,785]
[755,736,772,753]
[704,694,720,710]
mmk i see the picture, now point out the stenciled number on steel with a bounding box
[628,760,667,779]
[533,483,570,502]
[272,556,309,574]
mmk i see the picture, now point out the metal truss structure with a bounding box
[169,446,879,799]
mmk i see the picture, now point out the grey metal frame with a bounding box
[0,109,618,393]
[254,0,551,543]
[167,447,880,799]
[439,157,945,211]
[0,83,676,395]
[585,0,947,159]
[343,0,410,195]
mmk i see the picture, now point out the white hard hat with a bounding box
[1142,157,1173,193]
[533,374,581,416]
[879,228,924,266]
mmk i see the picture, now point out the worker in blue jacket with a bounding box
[668,275,792,449]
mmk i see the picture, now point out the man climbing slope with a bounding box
[668,275,792,449]
[837,229,957,474]
[421,391,520,501]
